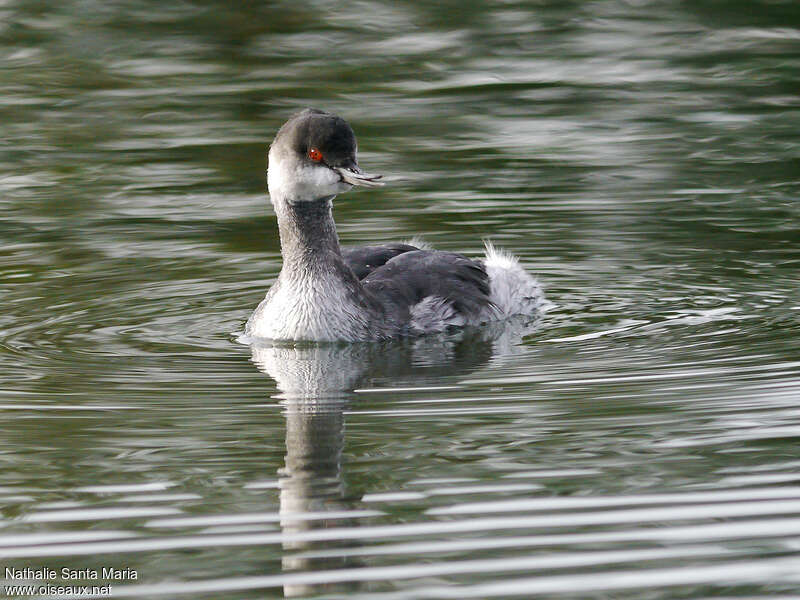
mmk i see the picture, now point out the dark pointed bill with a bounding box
[336,165,384,187]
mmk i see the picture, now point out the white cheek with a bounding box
[304,163,340,193]
[268,154,350,202]
[301,165,353,199]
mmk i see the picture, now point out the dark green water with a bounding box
[1,1,800,598]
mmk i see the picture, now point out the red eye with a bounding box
[308,147,323,162]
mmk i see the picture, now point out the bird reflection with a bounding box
[279,400,350,596]
[248,319,539,597]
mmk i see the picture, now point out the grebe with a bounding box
[245,108,542,342]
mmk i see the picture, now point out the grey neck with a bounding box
[272,195,342,272]
[265,193,396,339]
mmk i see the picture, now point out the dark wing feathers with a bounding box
[360,250,493,317]
[342,243,419,279]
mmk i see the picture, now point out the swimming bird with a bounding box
[245,108,542,342]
